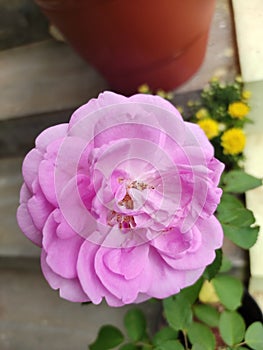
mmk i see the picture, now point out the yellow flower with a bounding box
[199,280,220,304]
[156,89,166,98]
[187,100,195,107]
[221,128,246,155]
[197,118,220,140]
[210,76,219,83]
[176,105,184,114]
[228,101,250,119]
[242,90,252,100]
[195,108,210,120]
[235,75,243,83]
[156,89,173,100]
[165,92,174,100]
[138,84,150,94]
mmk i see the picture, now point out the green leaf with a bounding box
[245,321,263,350]
[124,308,146,342]
[163,295,192,331]
[152,327,178,346]
[219,311,246,346]
[217,207,255,227]
[203,249,222,280]
[219,255,232,273]
[222,223,259,249]
[193,304,220,328]
[141,345,152,350]
[153,340,184,350]
[212,275,243,310]
[89,325,124,350]
[192,345,205,350]
[217,193,244,211]
[222,170,262,193]
[179,278,203,304]
[187,322,216,350]
[119,344,138,350]
[217,193,259,249]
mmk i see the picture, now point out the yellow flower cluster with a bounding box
[156,89,173,100]
[228,101,249,119]
[242,90,252,100]
[195,108,210,120]
[197,119,219,140]
[221,128,246,155]
[138,84,151,94]
[138,85,173,100]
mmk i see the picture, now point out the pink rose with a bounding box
[17,92,224,306]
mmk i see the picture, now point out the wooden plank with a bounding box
[0,109,73,157]
[0,266,160,350]
[176,0,238,93]
[0,157,40,258]
[0,0,49,51]
[0,39,108,121]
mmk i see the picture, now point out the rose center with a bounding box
[106,179,154,231]
[107,210,136,230]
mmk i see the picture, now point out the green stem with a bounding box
[234,341,247,348]
[135,341,153,348]
[182,329,190,350]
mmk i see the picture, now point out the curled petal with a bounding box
[159,216,223,270]
[94,245,151,304]
[41,250,88,302]
[42,212,84,279]
[77,240,124,306]
[145,247,204,298]
[35,124,68,152]
[22,149,43,193]
[102,244,149,280]
[27,188,54,231]
[17,203,42,246]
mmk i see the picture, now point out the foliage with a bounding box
[88,276,263,350]
[185,77,253,170]
[88,78,263,349]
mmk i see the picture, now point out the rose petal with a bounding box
[160,216,223,270]
[151,228,191,259]
[69,91,128,128]
[94,245,151,303]
[77,240,124,306]
[42,212,84,279]
[27,188,54,230]
[41,250,88,302]
[22,149,43,192]
[145,247,204,298]
[103,244,149,280]
[36,124,68,152]
[16,203,42,246]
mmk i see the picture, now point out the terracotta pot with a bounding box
[35,0,216,95]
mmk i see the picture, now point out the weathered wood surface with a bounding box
[0,39,108,121]
[0,264,160,350]
[0,157,40,257]
[0,109,74,157]
[0,0,49,51]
